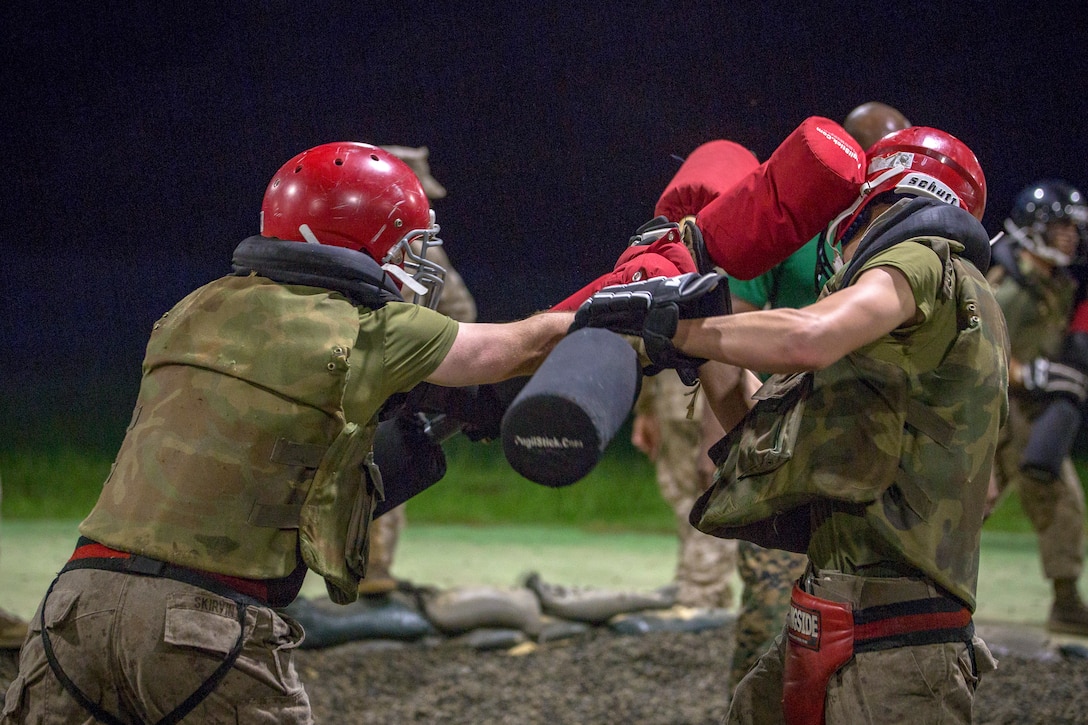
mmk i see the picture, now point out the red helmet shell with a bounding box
[828,126,986,245]
[260,142,431,262]
[864,126,986,220]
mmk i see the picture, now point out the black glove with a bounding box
[1022,357,1088,403]
[400,379,528,442]
[372,412,448,517]
[569,272,725,383]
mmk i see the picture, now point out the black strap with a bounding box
[854,620,975,654]
[61,555,265,608]
[42,562,252,724]
[853,597,975,654]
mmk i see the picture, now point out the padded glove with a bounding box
[570,272,725,383]
[1022,357,1088,403]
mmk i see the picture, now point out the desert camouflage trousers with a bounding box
[655,416,737,609]
[725,626,996,724]
[365,504,407,584]
[2,569,311,724]
[992,396,1085,580]
[729,542,809,689]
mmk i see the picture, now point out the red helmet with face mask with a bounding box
[260,142,446,305]
[826,126,987,245]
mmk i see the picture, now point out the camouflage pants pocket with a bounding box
[160,593,310,722]
[824,642,978,725]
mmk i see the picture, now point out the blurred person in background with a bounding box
[357,145,479,598]
[986,178,1088,636]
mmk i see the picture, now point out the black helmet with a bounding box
[1004,179,1088,267]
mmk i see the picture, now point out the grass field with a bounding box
[0,519,1057,629]
[0,433,1065,535]
[0,431,1079,631]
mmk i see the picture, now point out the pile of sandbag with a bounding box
[282,572,733,652]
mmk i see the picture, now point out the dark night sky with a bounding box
[4,3,1088,449]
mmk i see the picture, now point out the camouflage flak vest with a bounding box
[690,239,1009,608]
[80,275,382,604]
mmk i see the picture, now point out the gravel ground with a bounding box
[4,619,1088,724]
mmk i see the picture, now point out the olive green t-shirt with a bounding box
[343,301,459,424]
[805,241,954,576]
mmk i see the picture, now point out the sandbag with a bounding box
[420,585,544,637]
[281,595,435,649]
[524,572,676,624]
[609,605,735,635]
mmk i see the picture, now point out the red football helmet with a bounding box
[826,126,987,244]
[260,142,446,305]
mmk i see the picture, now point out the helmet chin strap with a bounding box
[382,262,429,296]
[824,167,905,246]
[298,223,432,294]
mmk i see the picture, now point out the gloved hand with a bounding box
[1021,357,1088,403]
[550,217,696,311]
[569,272,726,383]
[611,216,699,275]
[1020,397,1082,482]
[371,412,448,517]
[398,379,529,443]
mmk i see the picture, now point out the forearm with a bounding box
[427,311,575,387]
[698,360,759,433]
[675,267,916,374]
[676,309,830,374]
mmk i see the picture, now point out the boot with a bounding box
[1047,578,1088,636]
[0,608,28,650]
[356,526,398,597]
[356,562,399,597]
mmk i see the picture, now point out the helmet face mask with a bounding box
[260,142,447,307]
[383,209,448,308]
[1004,180,1088,268]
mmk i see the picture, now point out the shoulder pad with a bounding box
[841,198,991,286]
[232,236,404,309]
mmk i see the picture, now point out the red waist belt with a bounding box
[66,540,270,606]
[782,583,973,725]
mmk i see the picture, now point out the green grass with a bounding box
[2,438,1086,536]
[0,447,113,519]
[404,436,672,532]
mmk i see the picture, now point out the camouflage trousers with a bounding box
[655,417,737,609]
[728,542,808,689]
[2,569,311,724]
[366,503,407,582]
[725,627,996,724]
[992,397,1085,580]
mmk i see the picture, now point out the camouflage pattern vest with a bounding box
[987,248,1076,416]
[690,233,1009,608]
[80,273,383,604]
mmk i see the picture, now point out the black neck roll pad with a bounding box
[501,327,642,488]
